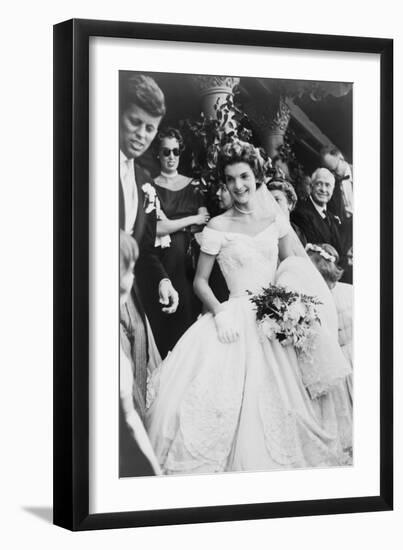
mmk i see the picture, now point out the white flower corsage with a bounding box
[142,183,157,214]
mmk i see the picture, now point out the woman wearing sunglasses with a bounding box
[152,127,210,358]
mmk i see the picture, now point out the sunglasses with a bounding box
[161,147,180,157]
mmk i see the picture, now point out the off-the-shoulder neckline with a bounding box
[205,219,282,239]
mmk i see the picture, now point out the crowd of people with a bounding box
[119,73,353,477]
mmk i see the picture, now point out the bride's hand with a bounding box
[214,309,240,344]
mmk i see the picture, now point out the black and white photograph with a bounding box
[118,70,354,478]
[49,13,393,533]
[1,0,398,541]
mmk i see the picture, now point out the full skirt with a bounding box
[146,295,352,475]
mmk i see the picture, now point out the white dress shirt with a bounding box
[120,151,138,233]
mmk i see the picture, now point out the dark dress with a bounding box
[153,179,205,357]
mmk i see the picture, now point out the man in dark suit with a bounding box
[320,146,353,281]
[291,167,343,259]
[119,73,178,477]
[320,146,353,224]
[119,73,178,313]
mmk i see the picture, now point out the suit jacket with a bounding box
[119,162,168,300]
[328,164,353,223]
[291,197,343,257]
[328,179,345,222]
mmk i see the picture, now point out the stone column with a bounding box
[246,95,291,173]
[265,97,291,159]
[190,75,240,119]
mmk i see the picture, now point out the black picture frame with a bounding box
[53,18,393,531]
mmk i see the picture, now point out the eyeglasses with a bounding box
[161,147,180,157]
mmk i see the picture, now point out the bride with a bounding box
[146,140,352,475]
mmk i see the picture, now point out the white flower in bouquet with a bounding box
[304,302,319,323]
[285,299,306,322]
[280,336,293,347]
[272,297,283,311]
[259,316,279,339]
[248,284,322,362]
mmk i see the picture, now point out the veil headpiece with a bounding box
[255,182,351,398]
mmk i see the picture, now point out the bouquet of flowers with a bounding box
[247,284,322,362]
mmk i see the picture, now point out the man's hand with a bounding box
[158,279,179,314]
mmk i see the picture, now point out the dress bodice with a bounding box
[200,216,289,297]
[154,176,204,219]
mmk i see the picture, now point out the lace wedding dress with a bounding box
[146,215,352,474]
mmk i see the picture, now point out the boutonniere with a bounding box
[142,183,157,214]
[334,215,341,225]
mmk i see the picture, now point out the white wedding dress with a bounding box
[146,215,352,475]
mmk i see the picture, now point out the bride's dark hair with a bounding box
[217,140,265,187]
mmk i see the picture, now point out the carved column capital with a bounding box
[246,95,291,160]
[190,75,240,96]
[190,75,240,119]
[247,96,290,135]
[267,97,291,135]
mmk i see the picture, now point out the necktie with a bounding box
[323,210,331,227]
[121,160,138,233]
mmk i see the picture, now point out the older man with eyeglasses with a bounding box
[291,167,344,261]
